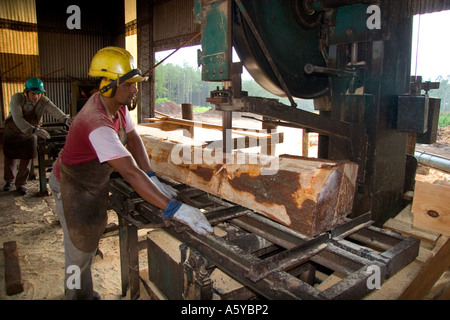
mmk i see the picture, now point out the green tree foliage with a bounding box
[154,61,216,107]
[429,77,450,112]
[154,62,450,126]
[427,76,450,127]
[439,112,450,127]
[154,62,314,111]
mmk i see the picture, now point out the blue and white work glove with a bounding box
[163,199,213,235]
[146,172,178,198]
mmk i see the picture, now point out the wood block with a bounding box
[3,241,24,296]
[136,125,358,236]
[384,205,440,246]
[412,180,450,235]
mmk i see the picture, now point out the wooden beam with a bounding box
[147,114,267,134]
[139,120,284,148]
[136,125,358,236]
[399,235,450,300]
[205,132,284,151]
[3,241,24,296]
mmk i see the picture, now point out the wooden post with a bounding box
[137,0,154,123]
[0,76,4,124]
[262,116,277,156]
[181,103,194,138]
[3,241,24,296]
[302,129,309,157]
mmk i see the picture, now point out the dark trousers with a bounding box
[3,157,31,188]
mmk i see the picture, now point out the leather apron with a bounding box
[60,114,128,253]
[3,102,39,159]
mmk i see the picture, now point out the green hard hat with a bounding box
[24,77,46,93]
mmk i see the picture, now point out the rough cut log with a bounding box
[136,125,358,236]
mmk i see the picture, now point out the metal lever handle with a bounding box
[304,63,356,77]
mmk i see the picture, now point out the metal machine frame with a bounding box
[36,123,68,195]
[196,0,440,225]
[109,175,419,300]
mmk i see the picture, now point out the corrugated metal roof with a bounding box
[0,0,37,23]
[153,0,200,51]
[0,0,39,120]
[411,0,450,15]
[400,0,450,17]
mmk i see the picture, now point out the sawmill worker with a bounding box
[48,46,213,300]
[3,77,70,196]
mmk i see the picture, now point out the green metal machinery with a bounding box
[194,0,441,226]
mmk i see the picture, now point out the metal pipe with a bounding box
[414,150,450,173]
[304,63,356,77]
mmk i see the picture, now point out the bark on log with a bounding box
[136,125,358,236]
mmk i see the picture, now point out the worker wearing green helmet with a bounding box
[24,77,46,94]
[2,77,71,195]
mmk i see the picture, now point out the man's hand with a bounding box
[163,200,213,235]
[64,117,72,127]
[34,127,50,139]
[173,204,213,235]
[147,173,178,198]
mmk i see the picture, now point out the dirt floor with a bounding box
[0,105,449,300]
[0,176,126,300]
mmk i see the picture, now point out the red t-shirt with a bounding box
[52,93,128,179]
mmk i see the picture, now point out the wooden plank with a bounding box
[149,112,265,132]
[136,125,358,236]
[205,132,284,150]
[399,235,450,299]
[411,181,450,236]
[425,268,450,300]
[146,117,271,138]
[434,280,450,300]
[384,205,440,245]
[3,241,24,296]
[366,206,450,300]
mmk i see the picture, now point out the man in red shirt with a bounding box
[49,46,212,300]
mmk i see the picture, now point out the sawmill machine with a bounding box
[109,0,441,300]
[194,0,440,226]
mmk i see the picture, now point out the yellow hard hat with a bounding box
[89,46,147,97]
[89,46,147,82]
